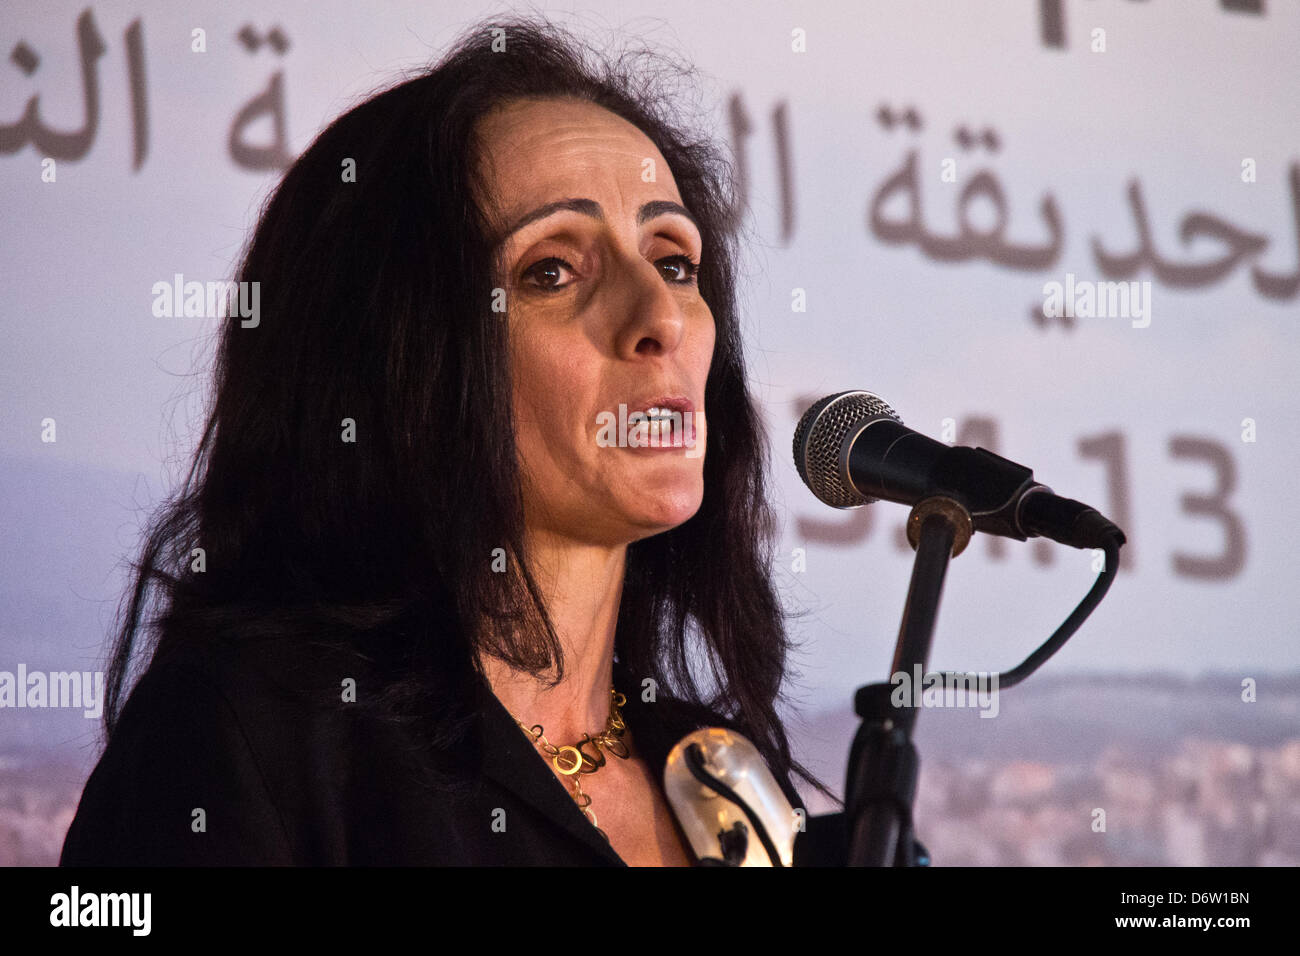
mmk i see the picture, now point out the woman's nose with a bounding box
[610,255,687,359]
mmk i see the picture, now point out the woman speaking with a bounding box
[59,14,831,866]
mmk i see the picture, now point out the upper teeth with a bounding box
[647,407,674,421]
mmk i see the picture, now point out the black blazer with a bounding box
[59,632,809,866]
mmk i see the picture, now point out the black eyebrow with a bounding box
[495,197,699,246]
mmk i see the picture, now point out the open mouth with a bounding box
[640,406,695,447]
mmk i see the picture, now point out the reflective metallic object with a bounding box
[664,728,798,867]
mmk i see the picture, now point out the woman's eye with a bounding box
[658,254,701,285]
[520,253,700,293]
[521,257,575,292]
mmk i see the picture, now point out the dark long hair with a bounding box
[104,14,834,804]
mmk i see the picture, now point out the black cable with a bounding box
[682,743,785,867]
[995,535,1124,689]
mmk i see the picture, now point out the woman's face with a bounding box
[476,97,715,548]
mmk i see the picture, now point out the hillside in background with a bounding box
[3,672,1297,865]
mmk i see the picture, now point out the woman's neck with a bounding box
[480,529,627,741]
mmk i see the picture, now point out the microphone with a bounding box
[663,728,798,866]
[793,390,1125,550]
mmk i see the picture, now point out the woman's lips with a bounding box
[627,395,694,418]
[597,398,701,451]
[630,406,697,449]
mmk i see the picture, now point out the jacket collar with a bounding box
[472,670,628,865]
[469,661,702,866]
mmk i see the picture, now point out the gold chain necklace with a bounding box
[509,687,630,841]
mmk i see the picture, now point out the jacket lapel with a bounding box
[470,663,729,866]
[473,675,627,865]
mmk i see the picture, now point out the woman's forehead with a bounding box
[476,100,684,232]
[477,99,673,187]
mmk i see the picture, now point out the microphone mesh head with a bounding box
[793,390,902,507]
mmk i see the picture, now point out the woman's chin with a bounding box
[619,483,704,537]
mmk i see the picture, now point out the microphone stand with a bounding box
[844,496,972,867]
